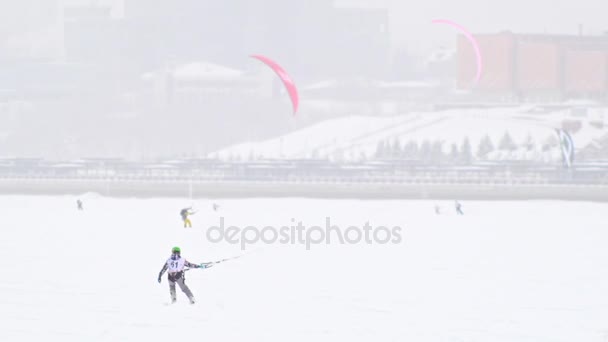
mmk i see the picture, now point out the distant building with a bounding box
[331,7,390,78]
[63,5,122,64]
[122,0,389,79]
[141,61,261,106]
[457,32,608,102]
[0,0,62,61]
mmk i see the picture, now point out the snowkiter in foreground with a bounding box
[158,246,210,304]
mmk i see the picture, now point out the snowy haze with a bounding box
[3,1,606,51]
[0,1,607,159]
[1,195,608,341]
[346,0,608,49]
[1,3,608,342]
[0,0,608,342]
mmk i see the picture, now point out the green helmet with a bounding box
[172,246,181,254]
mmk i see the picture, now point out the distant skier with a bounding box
[455,200,464,215]
[212,203,219,212]
[77,199,83,211]
[180,207,195,228]
[434,205,441,215]
[157,246,210,304]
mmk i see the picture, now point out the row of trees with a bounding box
[373,132,560,162]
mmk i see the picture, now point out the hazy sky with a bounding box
[61,0,608,44]
[3,0,608,56]
[339,0,608,52]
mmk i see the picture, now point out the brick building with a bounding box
[458,32,608,102]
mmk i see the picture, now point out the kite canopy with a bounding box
[250,54,299,115]
[432,19,483,86]
[556,129,575,168]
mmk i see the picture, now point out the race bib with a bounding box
[167,257,186,272]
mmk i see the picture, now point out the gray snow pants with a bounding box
[168,273,194,301]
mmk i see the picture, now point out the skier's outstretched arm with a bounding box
[157,263,168,283]
[185,260,212,269]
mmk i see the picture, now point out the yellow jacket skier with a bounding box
[180,207,194,228]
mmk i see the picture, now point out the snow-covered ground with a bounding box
[1,195,608,341]
[214,106,608,161]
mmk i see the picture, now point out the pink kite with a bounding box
[250,55,299,115]
[432,19,483,86]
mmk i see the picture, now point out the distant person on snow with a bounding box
[180,207,195,228]
[434,205,441,215]
[212,203,219,212]
[157,246,210,304]
[455,200,464,215]
[77,199,83,211]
